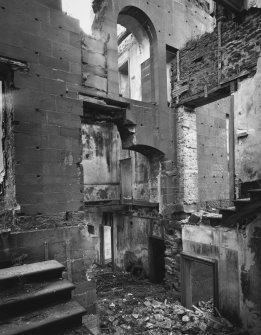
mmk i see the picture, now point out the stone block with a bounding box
[83,73,107,92]
[39,54,70,72]
[50,9,80,34]
[82,50,106,68]
[82,35,105,54]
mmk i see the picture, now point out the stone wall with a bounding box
[164,219,182,291]
[172,7,261,104]
[234,59,261,195]
[0,0,84,217]
[182,216,261,334]
[0,226,99,312]
[196,96,230,208]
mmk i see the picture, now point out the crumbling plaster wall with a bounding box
[115,215,150,276]
[81,120,159,204]
[183,216,261,334]
[234,58,261,193]
[81,123,121,202]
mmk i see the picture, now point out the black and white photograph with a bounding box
[0,0,260,334]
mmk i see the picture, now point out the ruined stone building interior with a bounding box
[0,0,261,334]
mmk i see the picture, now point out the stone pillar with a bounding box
[176,105,199,213]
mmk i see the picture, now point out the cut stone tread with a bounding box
[248,189,261,193]
[234,198,251,203]
[0,260,65,282]
[0,300,86,335]
[217,206,236,211]
[0,279,74,307]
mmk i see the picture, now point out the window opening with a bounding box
[117,19,151,101]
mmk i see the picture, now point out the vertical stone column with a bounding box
[176,105,199,213]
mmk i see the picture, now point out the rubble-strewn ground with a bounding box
[61,269,246,335]
[98,283,235,335]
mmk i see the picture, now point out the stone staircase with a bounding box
[202,189,261,227]
[0,260,86,335]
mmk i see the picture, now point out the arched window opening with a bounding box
[117,11,152,102]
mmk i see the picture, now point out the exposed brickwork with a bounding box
[172,7,261,103]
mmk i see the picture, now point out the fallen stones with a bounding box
[98,283,236,335]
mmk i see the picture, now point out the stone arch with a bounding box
[117,6,158,102]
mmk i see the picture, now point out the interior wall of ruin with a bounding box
[234,59,261,196]
[196,97,230,208]
[182,216,261,333]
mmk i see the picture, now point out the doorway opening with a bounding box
[100,213,114,268]
[149,237,165,283]
[181,252,219,315]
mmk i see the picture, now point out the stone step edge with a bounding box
[1,300,86,335]
[0,279,75,310]
[0,260,65,282]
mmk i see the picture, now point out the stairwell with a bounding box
[202,189,261,227]
[0,260,86,335]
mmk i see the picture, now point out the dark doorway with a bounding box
[149,237,165,283]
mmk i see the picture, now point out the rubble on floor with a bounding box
[97,280,238,335]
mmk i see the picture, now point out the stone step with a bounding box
[202,213,223,226]
[248,189,261,202]
[0,279,75,316]
[233,198,251,211]
[0,260,65,287]
[218,207,236,220]
[0,300,86,335]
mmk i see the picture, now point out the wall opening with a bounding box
[181,252,219,315]
[100,212,114,268]
[119,60,130,99]
[117,7,156,102]
[149,236,165,283]
[166,45,177,106]
[120,158,132,202]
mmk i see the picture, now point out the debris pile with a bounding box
[95,268,133,292]
[98,285,236,335]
